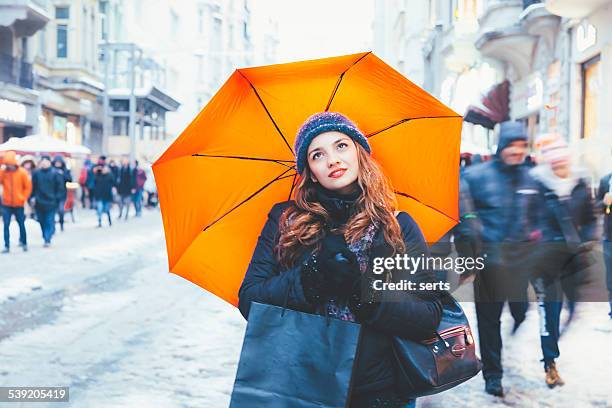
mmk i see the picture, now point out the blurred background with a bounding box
[1,0,609,176]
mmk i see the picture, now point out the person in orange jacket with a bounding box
[0,151,33,253]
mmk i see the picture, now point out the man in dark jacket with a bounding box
[52,155,72,231]
[455,121,538,397]
[117,158,133,220]
[597,171,612,318]
[93,161,115,227]
[32,155,62,247]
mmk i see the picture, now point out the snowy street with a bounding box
[0,209,611,407]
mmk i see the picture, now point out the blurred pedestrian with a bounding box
[597,170,612,319]
[86,157,99,209]
[0,151,32,253]
[32,155,62,247]
[455,121,537,397]
[143,167,157,208]
[117,158,133,220]
[52,155,72,232]
[79,158,92,209]
[92,160,114,228]
[19,155,36,219]
[529,137,598,388]
[131,160,147,217]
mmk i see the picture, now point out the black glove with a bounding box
[300,233,360,305]
[317,233,360,296]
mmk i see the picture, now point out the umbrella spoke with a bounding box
[395,190,459,223]
[203,168,296,232]
[287,173,298,200]
[237,70,294,156]
[366,116,461,139]
[325,51,371,112]
[192,153,296,169]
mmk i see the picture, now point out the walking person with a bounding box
[597,170,612,319]
[131,160,147,217]
[116,158,133,220]
[238,112,443,407]
[0,151,32,253]
[528,137,598,388]
[52,155,72,232]
[32,156,62,247]
[455,121,537,397]
[79,158,92,209]
[92,160,115,228]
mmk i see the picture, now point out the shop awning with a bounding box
[464,80,510,129]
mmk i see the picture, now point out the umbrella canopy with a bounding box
[0,134,92,156]
[154,52,462,306]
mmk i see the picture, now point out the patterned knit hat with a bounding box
[540,138,570,165]
[294,112,371,174]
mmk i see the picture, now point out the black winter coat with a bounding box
[597,173,612,241]
[32,168,62,211]
[54,167,72,201]
[238,201,443,396]
[93,171,115,202]
[117,165,133,196]
[531,178,598,243]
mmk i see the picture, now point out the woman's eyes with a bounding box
[311,143,349,160]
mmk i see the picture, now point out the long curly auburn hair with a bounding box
[275,144,406,269]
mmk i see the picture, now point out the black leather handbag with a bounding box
[392,295,482,398]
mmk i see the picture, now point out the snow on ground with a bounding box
[0,207,610,408]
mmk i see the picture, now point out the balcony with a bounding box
[0,53,33,89]
[475,0,537,78]
[0,0,50,36]
[545,0,611,18]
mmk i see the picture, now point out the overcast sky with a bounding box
[258,0,375,62]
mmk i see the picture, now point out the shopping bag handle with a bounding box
[280,284,332,326]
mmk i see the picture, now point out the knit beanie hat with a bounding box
[540,138,570,165]
[294,112,371,174]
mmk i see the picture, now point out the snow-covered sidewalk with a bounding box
[0,209,610,407]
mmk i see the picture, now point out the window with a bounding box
[198,6,204,34]
[581,54,601,139]
[57,24,68,58]
[100,1,108,41]
[82,6,88,65]
[55,6,69,19]
[171,11,179,40]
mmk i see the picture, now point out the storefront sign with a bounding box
[0,98,27,123]
[576,21,597,52]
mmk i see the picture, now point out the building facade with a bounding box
[0,0,49,142]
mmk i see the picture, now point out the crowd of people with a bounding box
[452,122,612,397]
[0,152,156,252]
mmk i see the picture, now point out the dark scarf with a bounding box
[314,183,378,322]
[315,183,361,228]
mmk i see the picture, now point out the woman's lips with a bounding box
[328,168,347,178]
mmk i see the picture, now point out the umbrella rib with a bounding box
[287,173,298,200]
[325,51,372,112]
[192,153,296,169]
[237,70,294,156]
[202,168,296,233]
[366,115,462,139]
[395,191,459,223]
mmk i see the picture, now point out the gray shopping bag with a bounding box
[230,302,362,408]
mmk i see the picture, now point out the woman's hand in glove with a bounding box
[317,233,361,296]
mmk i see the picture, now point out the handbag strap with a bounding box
[543,190,582,243]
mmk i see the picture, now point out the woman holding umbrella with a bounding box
[238,112,443,407]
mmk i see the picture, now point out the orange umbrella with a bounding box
[153,52,462,306]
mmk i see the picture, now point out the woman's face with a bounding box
[306,131,360,195]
